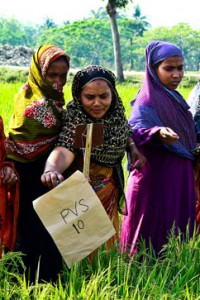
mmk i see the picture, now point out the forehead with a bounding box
[47,60,69,71]
[160,56,184,66]
[82,79,111,90]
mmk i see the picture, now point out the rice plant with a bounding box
[0,81,199,299]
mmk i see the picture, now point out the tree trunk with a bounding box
[106,1,124,82]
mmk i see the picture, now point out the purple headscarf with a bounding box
[129,41,196,159]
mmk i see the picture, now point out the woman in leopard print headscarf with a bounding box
[41,65,146,261]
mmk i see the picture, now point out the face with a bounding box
[154,56,184,90]
[45,59,69,87]
[80,79,112,119]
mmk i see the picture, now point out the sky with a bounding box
[0,0,199,30]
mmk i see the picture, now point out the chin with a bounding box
[93,115,103,120]
[168,85,178,90]
[92,113,105,119]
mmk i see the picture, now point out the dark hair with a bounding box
[152,60,163,70]
[54,55,70,69]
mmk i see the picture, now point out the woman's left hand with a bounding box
[128,143,147,170]
[1,166,18,185]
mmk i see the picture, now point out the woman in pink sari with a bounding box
[120,41,197,257]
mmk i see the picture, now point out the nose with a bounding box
[172,69,181,77]
[55,77,66,87]
[93,98,101,106]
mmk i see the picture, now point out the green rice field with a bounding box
[0,82,199,299]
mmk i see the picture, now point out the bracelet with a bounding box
[44,170,52,174]
[129,142,135,146]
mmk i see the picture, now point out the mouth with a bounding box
[92,110,102,114]
[171,81,180,85]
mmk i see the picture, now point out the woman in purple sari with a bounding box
[120,41,197,256]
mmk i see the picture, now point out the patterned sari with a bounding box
[0,116,19,258]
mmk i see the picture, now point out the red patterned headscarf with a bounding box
[6,45,70,162]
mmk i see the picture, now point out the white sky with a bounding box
[0,0,199,29]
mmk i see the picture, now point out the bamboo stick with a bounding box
[83,123,93,179]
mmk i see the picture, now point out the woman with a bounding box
[0,116,19,258]
[188,79,200,122]
[6,45,70,282]
[41,65,146,260]
[187,79,200,230]
[120,41,197,257]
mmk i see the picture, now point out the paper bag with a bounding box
[33,170,116,268]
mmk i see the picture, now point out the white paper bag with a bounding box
[33,170,116,268]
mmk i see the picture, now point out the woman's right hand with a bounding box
[41,146,75,189]
[1,166,18,185]
[41,170,64,189]
[159,127,179,145]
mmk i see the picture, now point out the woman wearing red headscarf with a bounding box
[6,45,70,282]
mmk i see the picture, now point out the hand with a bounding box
[128,144,147,170]
[41,170,64,189]
[190,144,200,155]
[159,127,179,145]
[1,166,18,185]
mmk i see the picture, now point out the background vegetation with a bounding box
[0,1,200,297]
[0,8,200,72]
[0,81,200,299]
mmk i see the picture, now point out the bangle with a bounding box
[44,170,52,174]
[129,142,135,146]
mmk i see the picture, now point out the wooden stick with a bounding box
[83,123,93,180]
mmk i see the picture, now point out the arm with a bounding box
[41,146,75,189]
[134,126,179,146]
[127,137,146,170]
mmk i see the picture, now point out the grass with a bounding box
[0,81,200,299]
[0,230,200,299]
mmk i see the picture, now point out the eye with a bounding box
[85,94,95,100]
[177,66,184,71]
[47,73,56,78]
[164,67,174,72]
[100,93,108,99]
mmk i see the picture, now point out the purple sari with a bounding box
[120,41,197,256]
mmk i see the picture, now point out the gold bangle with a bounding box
[129,142,135,146]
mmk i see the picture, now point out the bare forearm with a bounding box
[44,146,75,174]
[41,146,75,189]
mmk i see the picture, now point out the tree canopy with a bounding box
[0,10,199,72]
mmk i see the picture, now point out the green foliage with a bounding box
[37,19,114,67]
[0,67,29,83]
[0,14,200,71]
[0,81,200,298]
[0,231,200,299]
[133,23,200,71]
[0,17,38,47]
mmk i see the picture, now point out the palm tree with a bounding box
[105,0,130,82]
[133,5,150,29]
[89,8,108,20]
